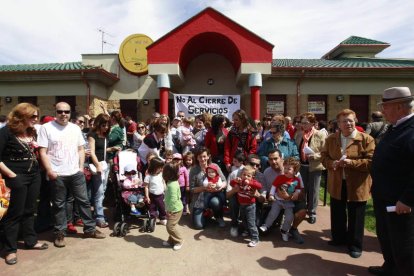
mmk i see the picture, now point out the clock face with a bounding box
[119,34,153,75]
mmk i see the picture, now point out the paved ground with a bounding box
[1,202,383,276]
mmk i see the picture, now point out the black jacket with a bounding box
[371,115,414,206]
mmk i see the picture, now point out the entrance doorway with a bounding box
[350,95,369,123]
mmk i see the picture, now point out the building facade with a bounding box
[1,7,413,123]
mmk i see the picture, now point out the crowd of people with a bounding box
[0,86,413,275]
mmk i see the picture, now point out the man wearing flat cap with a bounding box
[369,87,414,276]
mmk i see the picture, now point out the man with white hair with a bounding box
[369,87,414,276]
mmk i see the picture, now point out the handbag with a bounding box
[88,138,108,174]
[0,175,10,221]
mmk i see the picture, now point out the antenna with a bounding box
[98,28,114,54]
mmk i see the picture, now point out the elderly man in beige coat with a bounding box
[321,109,375,259]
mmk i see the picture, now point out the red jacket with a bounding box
[224,129,257,166]
[204,127,229,158]
[230,178,262,205]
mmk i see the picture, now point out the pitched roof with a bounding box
[322,36,390,59]
[0,62,98,72]
[273,58,414,68]
[339,36,389,45]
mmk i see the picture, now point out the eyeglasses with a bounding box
[30,114,39,119]
[249,162,260,168]
[125,171,137,175]
[56,110,71,114]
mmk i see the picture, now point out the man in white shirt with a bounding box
[38,102,105,248]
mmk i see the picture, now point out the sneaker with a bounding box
[130,209,141,216]
[84,229,106,239]
[216,217,225,228]
[96,221,109,228]
[230,227,238,237]
[67,223,77,234]
[162,241,172,247]
[241,230,249,237]
[54,232,66,248]
[74,219,84,227]
[281,230,289,242]
[160,219,167,226]
[289,228,304,244]
[259,225,268,233]
[248,240,258,247]
[173,243,182,251]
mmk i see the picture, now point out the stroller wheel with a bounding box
[113,222,121,237]
[120,222,129,237]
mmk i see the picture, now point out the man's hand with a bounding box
[47,170,58,181]
[396,200,412,215]
[276,188,290,200]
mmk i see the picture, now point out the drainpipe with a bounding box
[296,70,305,115]
[81,71,91,115]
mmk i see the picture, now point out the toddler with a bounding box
[260,157,302,241]
[162,162,184,251]
[230,165,262,247]
[172,153,190,215]
[203,164,225,210]
[121,164,144,215]
[144,157,167,225]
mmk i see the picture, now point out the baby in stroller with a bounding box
[121,163,145,216]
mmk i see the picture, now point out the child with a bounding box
[183,151,194,170]
[231,152,246,172]
[230,165,262,247]
[162,162,184,251]
[172,153,190,215]
[203,164,225,216]
[121,164,144,215]
[144,157,167,225]
[180,117,196,154]
[259,157,302,241]
[164,149,174,164]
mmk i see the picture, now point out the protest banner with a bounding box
[173,94,240,117]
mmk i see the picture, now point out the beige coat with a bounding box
[295,129,326,172]
[321,131,375,201]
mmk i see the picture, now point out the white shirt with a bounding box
[38,121,85,176]
[144,173,165,195]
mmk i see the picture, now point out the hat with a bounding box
[378,87,413,105]
[172,153,182,160]
[124,164,136,173]
[41,116,55,124]
[173,116,182,121]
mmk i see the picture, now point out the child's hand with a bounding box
[145,197,151,204]
[235,177,242,183]
[185,186,190,192]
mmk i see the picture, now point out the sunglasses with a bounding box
[249,162,260,167]
[138,126,145,129]
[270,131,279,134]
[125,171,137,175]
[77,120,85,124]
[30,114,39,119]
[56,110,71,114]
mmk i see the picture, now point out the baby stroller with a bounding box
[112,149,156,237]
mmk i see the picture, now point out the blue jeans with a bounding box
[50,171,96,234]
[91,168,110,223]
[240,204,259,242]
[192,193,224,229]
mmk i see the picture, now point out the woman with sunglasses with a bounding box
[88,113,117,228]
[132,122,147,152]
[0,103,48,265]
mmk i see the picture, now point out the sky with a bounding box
[1,0,414,65]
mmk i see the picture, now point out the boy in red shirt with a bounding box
[230,165,262,247]
[260,157,302,242]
